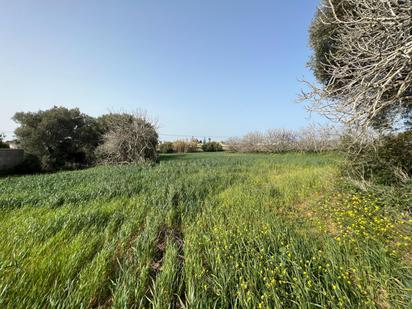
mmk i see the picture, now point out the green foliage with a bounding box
[201,141,223,152]
[13,106,100,171]
[0,134,9,149]
[343,131,412,185]
[158,142,175,154]
[96,113,134,136]
[0,153,410,308]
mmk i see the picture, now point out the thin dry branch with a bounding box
[96,111,159,164]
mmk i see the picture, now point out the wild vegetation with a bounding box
[342,131,412,185]
[0,153,411,308]
[10,108,159,172]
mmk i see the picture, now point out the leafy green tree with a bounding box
[202,141,223,152]
[96,113,134,136]
[13,106,100,171]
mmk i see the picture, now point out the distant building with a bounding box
[7,140,19,149]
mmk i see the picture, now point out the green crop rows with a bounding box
[0,153,411,308]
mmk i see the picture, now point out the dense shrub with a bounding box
[202,141,223,152]
[13,154,42,174]
[13,107,100,171]
[158,142,175,153]
[96,112,159,164]
[343,131,412,185]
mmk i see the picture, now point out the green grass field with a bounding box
[0,152,411,308]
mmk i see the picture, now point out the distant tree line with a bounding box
[12,107,158,172]
[226,124,340,153]
[158,139,223,153]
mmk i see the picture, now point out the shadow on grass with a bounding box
[159,154,188,162]
[159,152,226,162]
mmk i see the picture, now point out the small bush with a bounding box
[202,141,223,152]
[158,142,175,153]
[343,131,412,185]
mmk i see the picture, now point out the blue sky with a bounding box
[0,0,322,140]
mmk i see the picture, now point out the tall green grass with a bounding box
[0,152,410,308]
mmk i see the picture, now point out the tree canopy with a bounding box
[13,106,100,170]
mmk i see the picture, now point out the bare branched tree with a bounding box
[265,129,297,152]
[96,111,159,164]
[243,132,266,152]
[226,124,340,153]
[302,0,412,131]
[297,123,340,152]
[226,137,243,152]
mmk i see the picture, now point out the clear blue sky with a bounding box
[0,0,322,140]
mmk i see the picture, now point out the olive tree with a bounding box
[13,107,100,171]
